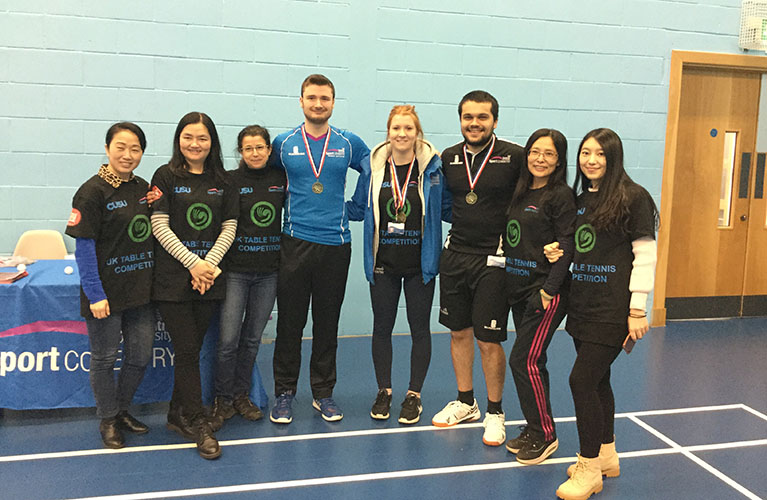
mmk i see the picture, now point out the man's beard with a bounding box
[463,128,493,149]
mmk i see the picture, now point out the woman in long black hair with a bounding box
[150,112,238,460]
[555,128,657,500]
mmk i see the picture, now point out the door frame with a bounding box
[652,50,767,326]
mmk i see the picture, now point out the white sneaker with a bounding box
[556,454,603,500]
[482,412,506,446]
[431,399,481,427]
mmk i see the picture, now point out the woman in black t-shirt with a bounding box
[504,129,576,466]
[149,112,238,460]
[555,128,658,500]
[65,122,154,450]
[347,105,443,424]
[211,125,285,426]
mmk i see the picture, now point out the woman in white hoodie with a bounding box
[348,105,444,425]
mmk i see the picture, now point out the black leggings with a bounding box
[158,300,217,422]
[369,271,434,393]
[569,338,622,458]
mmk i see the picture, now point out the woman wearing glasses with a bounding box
[503,129,576,465]
[211,125,286,427]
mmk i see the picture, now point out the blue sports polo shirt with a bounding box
[271,124,369,245]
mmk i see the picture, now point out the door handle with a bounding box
[740,215,748,221]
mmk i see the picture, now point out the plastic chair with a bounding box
[13,230,68,259]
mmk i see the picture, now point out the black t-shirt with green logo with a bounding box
[66,174,154,318]
[225,165,286,273]
[376,161,423,275]
[567,186,656,342]
[150,164,238,302]
[503,184,576,305]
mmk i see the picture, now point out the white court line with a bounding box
[0,402,756,463]
[629,415,763,500]
[64,438,767,500]
[740,404,767,422]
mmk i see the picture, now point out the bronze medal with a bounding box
[395,211,407,223]
[312,181,324,194]
[465,191,478,205]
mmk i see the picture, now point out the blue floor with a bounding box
[1,318,765,499]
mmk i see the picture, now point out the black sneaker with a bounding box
[506,425,532,454]
[398,393,422,424]
[516,437,559,465]
[370,389,392,420]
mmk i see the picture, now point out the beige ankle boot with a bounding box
[557,454,603,500]
[567,440,620,478]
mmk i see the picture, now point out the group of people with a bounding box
[66,73,657,500]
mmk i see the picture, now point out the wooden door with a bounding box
[664,66,762,318]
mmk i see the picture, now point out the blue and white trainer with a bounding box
[312,397,343,422]
[270,393,295,424]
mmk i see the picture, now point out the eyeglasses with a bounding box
[240,145,269,154]
[528,149,558,161]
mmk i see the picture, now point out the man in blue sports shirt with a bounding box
[269,74,370,424]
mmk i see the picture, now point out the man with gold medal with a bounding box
[268,74,370,424]
[432,91,526,449]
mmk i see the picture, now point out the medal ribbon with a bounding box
[389,155,416,212]
[462,135,496,192]
[301,125,332,181]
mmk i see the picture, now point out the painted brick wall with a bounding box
[0,0,747,334]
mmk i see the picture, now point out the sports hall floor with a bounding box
[1,318,765,499]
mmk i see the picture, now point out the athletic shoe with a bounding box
[431,399,481,427]
[506,425,532,454]
[370,389,392,420]
[516,437,559,465]
[270,393,295,424]
[556,454,603,500]
[233,394,264,421]
[313,397,344,422]
[482,412,506,446]
[398,393,423,424]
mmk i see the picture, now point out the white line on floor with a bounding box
[64,437,767,500]
[628,415,763,500]
[0,402,758,464]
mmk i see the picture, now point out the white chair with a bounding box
[13,230,68,259]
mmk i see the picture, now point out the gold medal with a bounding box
[395,211,407,223]
[465,191,478,205]
[312,181,324,194]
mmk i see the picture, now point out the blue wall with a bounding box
[0,0,748,335]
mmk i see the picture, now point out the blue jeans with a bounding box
[215,271,277,400]
[85,303,154,418]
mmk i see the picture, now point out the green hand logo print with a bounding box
[506,219,521,248]
[386,198,411,221]
[187,203,212,230]
[127,214,151,243]
[575,224,596,253]
[250,201,276,227]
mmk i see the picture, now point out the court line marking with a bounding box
[64,438,767,500]
[740,404,767,422]
[629,415,763,500]
[0,402,756,463]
